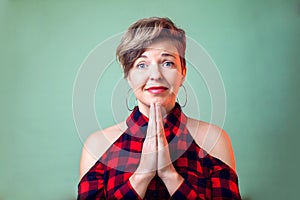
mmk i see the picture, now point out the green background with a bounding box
[1,0,299,199]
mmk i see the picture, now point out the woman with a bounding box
[78,17,241,199]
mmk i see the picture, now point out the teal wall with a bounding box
[1,0,299,199]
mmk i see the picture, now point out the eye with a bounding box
[136,63,147,69]
[163,61,175,68]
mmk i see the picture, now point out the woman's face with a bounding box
[127,39,186,111]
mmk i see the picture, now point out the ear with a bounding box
[180,67,186,86]
[126,75,133,88]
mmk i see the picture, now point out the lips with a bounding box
[146,86,168,94]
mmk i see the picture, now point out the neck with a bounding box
[137,101,176,118]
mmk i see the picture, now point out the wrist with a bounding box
[130,172,154,185]
[129,172,154,198]
[161,170,184,196]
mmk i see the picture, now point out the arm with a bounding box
[78,162,144,200]
[78,133,107,199]
[200,125,241,199]
[207,127,236,171]
[202,125,241,199]
[168,118,241,199]
[161,162,241,200]
[77,161,105,199]
[190,120,236,171]
[79,126,142,199]
[211,167,242,200]
[79,144,143,200]
[79,125,125,180]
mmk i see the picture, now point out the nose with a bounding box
[149,63,162,81]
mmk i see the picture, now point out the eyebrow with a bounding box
[138,52,176,59]
[161,52,176,58]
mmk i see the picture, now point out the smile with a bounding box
[146,86,168,94]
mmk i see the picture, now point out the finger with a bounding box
[156,103,171,170]
[147,102,156,138]
[140,102,157,173]
[156,103,167,146]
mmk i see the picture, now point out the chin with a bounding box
[150,97,167,104]
[149,98,176,108]
[137,94,176,106]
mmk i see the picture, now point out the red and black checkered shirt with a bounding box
[78,103,241,199]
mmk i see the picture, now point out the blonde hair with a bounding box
[116,17,186,78]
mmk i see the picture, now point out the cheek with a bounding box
[128,75,146,90]
[168,72,183,86]
[170,76,184,95]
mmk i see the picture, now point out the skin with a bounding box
[127,39,186,197]
[129,102,184,197]
[79,39,237,198]
[126,39,186,116]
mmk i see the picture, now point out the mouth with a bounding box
[145,86,168,94]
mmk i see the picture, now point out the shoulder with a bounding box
[79,121,127,179]
[186,117,236,171]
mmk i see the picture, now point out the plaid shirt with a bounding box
[78,103,241,199]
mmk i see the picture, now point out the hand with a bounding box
[156,103,183,194]
[155,103,175,178]
[130,103,183,197]
[134,102,157,179]
[129,103,157,198]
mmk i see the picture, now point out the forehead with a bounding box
[141,39,179,57]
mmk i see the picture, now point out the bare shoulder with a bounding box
[79,121,127,179]
[186,117,236,171]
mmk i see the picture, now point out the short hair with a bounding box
[116,17,186,78]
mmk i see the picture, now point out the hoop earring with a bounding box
[125,88,136,111]
[177,85,187,108]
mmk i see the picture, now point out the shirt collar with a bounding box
[125,103,187,142]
